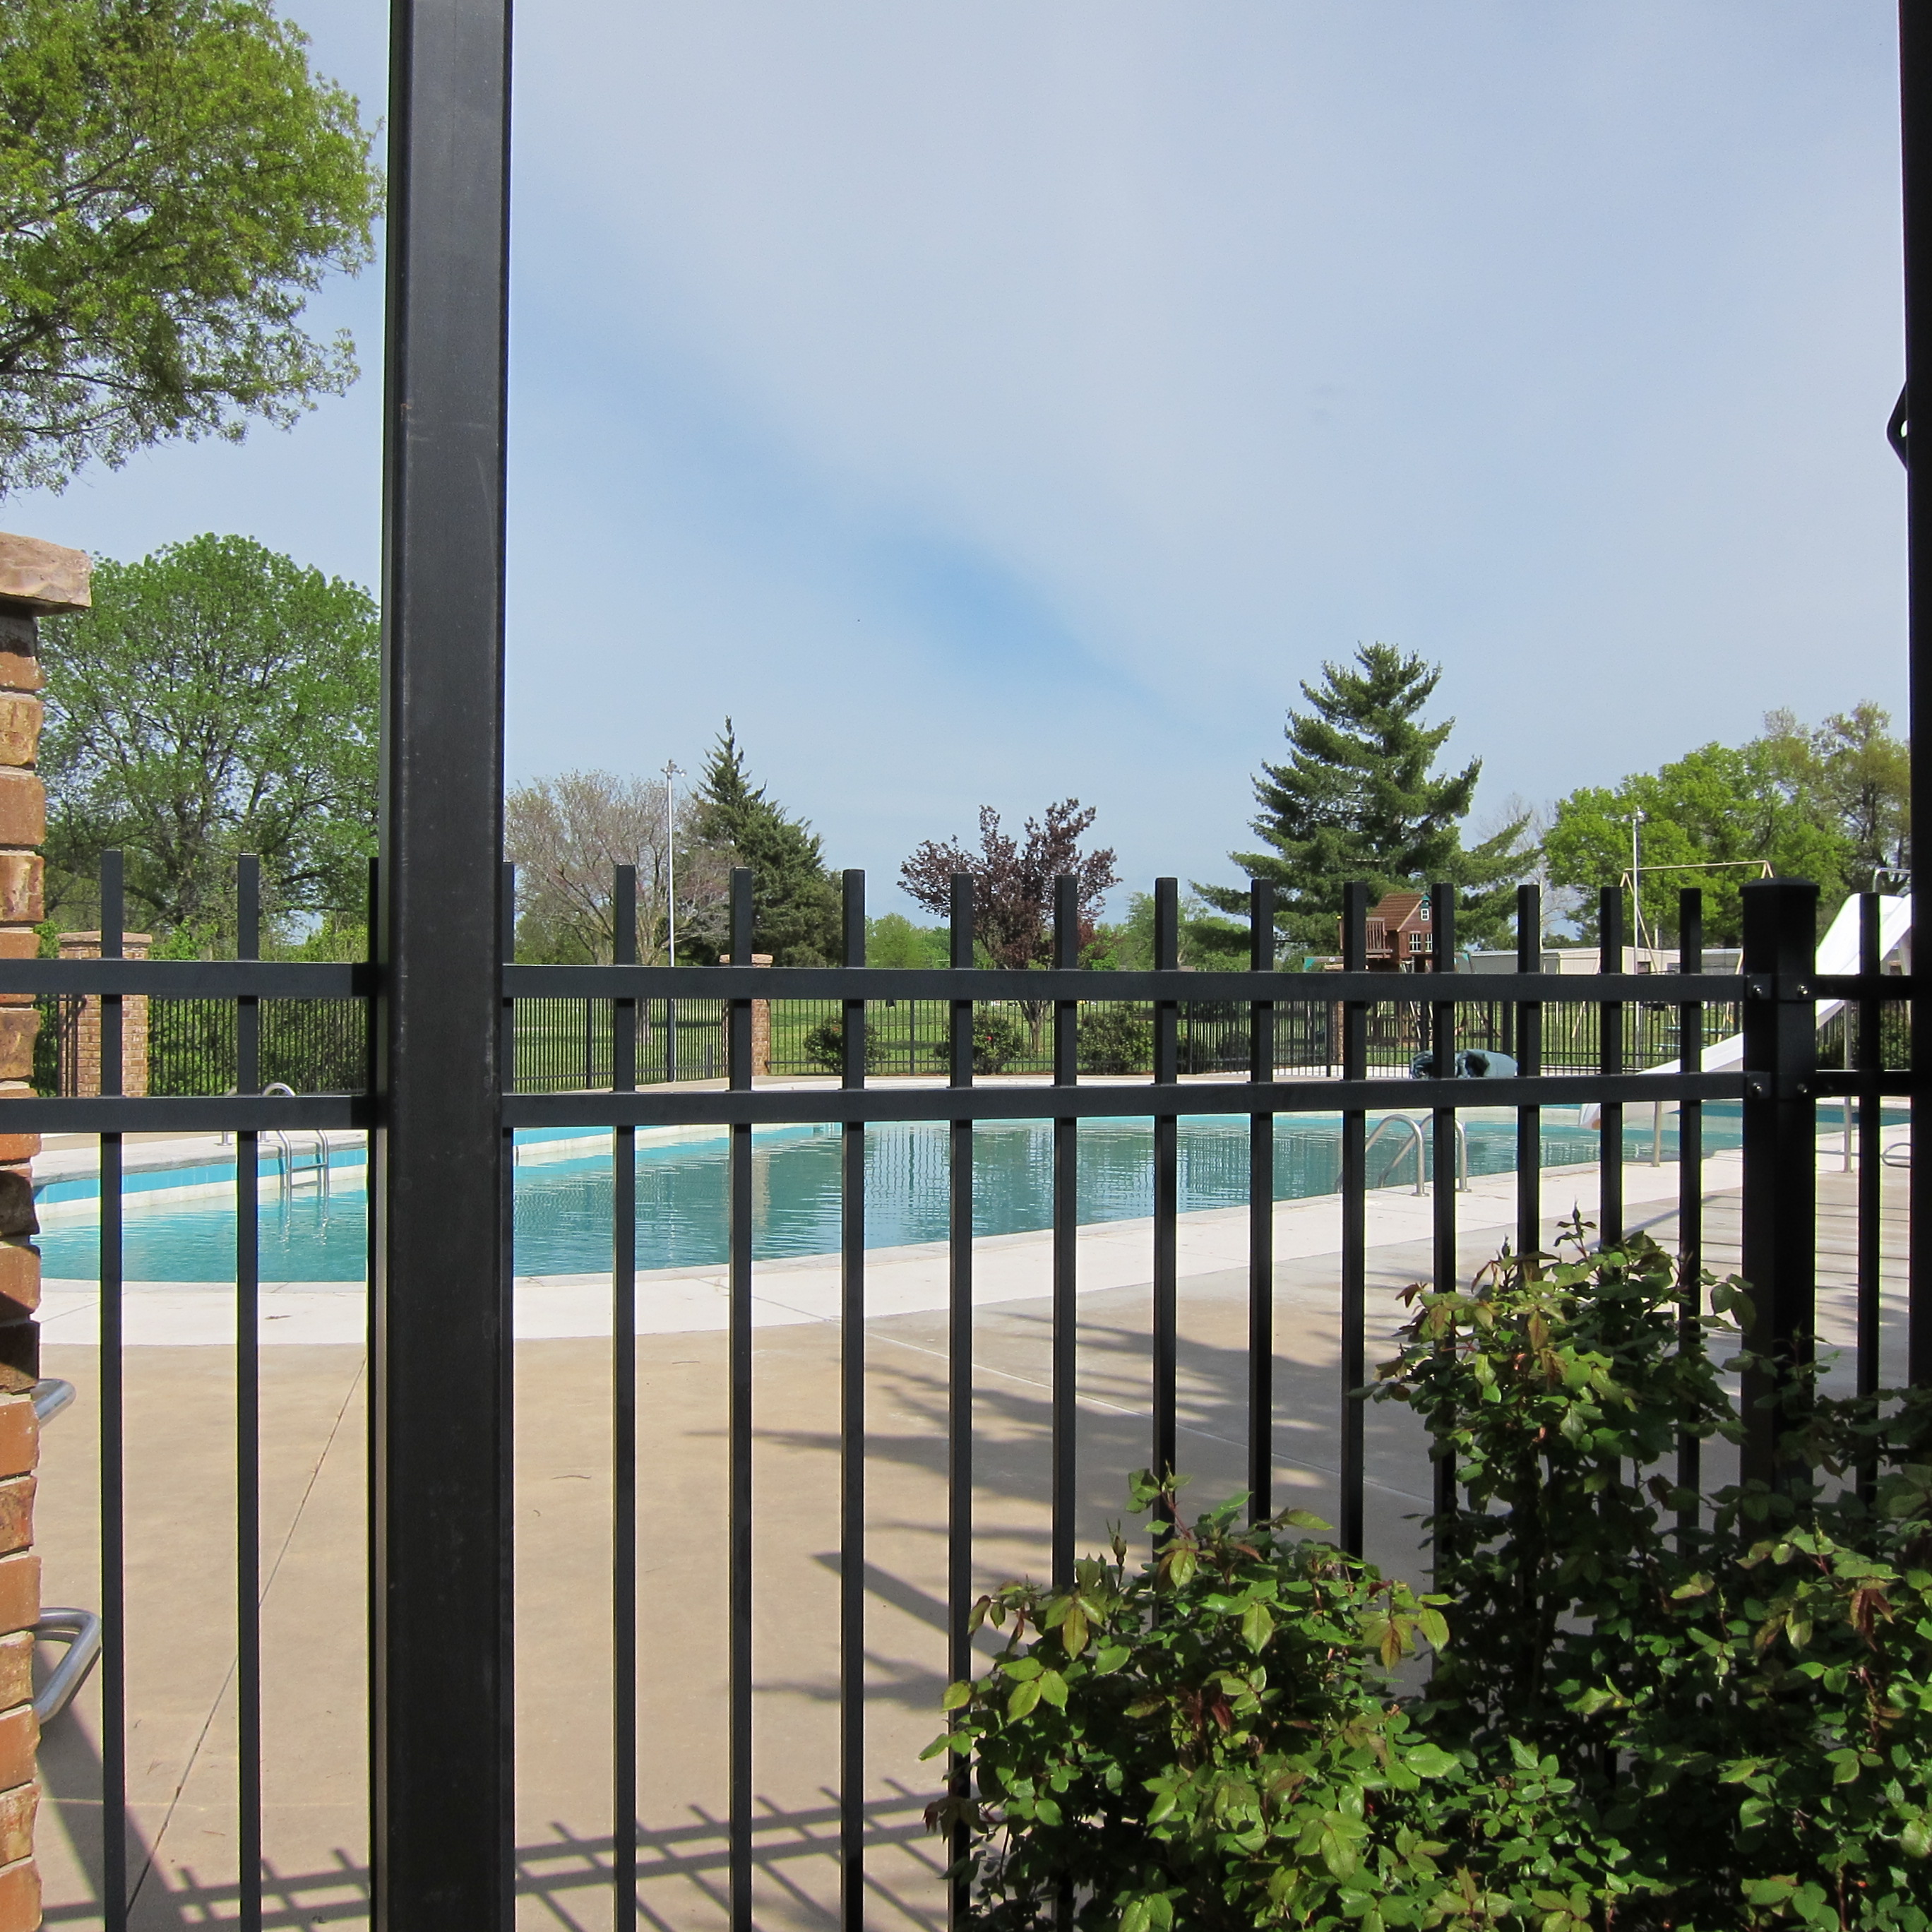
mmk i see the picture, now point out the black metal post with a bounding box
[371,0,513,1917]
[1739,878,1820,1489]
[99,852,127,1932]
[1598,886,1625,1243]
[611,866,638,1930]
[1676,888,1705,1526]
[839,870,867,1931]
[1903,0,1932,1389]
[1152,880,1180,1496]
[1857,893,1884,1414]
[1429,884,1457,1551]
[1247,881,1275,1520]
[726,869,755,1932]
[1514,884,1541,1264]
[1051,875,1079,1585]
[234,856,262,1932]
[1339,883,1367,1557]
[946,874,974,1931]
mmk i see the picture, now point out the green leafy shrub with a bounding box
[800,1014,890,1074]
[931,1224,1932,1929]
[1078,1005,1152,1075]
[967,1006,1028,1074]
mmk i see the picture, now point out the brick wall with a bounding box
[719,953,773,1075]
[54,934,150,1099]
[0,528,93,1931]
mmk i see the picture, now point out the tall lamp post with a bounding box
[1630,810,1647,962]
[662,760,684,1083]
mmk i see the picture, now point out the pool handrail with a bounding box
[1352,1114,1470,1197]
[32,1607,101,1724]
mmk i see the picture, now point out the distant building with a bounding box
[1321,890,1443,972]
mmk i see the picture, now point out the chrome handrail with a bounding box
[1361,1115,1426,1196]
[1352,1114,1469,1195]
[29,1379,73,1427]
[32,1608,101,1724]
[27,1379,100,1723]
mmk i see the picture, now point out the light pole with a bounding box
[662,759,684,1083]
[662,759,685,965]
[1630,810,1647,961]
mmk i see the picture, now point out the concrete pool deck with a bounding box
[22,1143,1907,1930]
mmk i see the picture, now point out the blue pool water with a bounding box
[31,1109,1763,1284]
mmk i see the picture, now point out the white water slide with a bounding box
[1575,894,1909,1131]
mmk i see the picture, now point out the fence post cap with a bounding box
[56,933,152,955]
[0,533,90,615]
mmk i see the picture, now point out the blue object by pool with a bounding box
[1409,1049,1518,1079]
[36,1109,1748,1284]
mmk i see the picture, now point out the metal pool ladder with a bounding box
[1356,1114,1469,1195]
[263,1083,337,1202]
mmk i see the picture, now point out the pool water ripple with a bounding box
[37,1112,1736,1284]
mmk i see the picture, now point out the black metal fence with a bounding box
[4,0,1924,1921]
[6,854,1909,1932]
[36,984,1823,1097]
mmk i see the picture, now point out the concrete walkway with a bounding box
[25,1146,1905,1930]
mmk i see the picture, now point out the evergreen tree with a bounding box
[687,720,842,965]
[1195,644,1530,951]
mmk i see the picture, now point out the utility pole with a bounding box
[662,760,685,965]
[1630,811,1647,961]
[662,760,686,1085]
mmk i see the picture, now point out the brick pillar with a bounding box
[0,529,90,1932]
[720,953,773,1075]
[54,935,150,1098]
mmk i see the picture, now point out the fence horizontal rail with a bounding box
[0,961,1907,1009]
[503,1068,1750,1129]
[0,960,366,996]
[0,1094,368,1131]
[501,964,1783,1003]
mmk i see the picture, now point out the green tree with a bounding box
[687,720,842,965]
[1542,738,1851,948]
[864,912,947,969]
[1092,889,1253,971]
[1760,703,1909,887]
[1195,643,1530,950]
[0,0,382,494]
[40,535,378,937]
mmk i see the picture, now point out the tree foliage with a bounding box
[1093,889,1253,972]
[0,0,383,494]
[505,769,724,965]
[1195,645,1530,952]
[864,912,948,970]
[1541,706,1907,946]
[900,799,1119,970]
[686,720,842,965]
[40,534,376,936]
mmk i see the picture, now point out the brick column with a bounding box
[0,529,91,1932]
[720,953,773,1075]
[54,935,150,1098]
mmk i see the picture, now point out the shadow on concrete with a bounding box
[40,1777,939,1930]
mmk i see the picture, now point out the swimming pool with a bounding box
[33,1109,1753,1284]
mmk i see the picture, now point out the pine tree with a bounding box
[688,720,842,965]
[1195,645,1530,951]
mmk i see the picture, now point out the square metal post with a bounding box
[1901,0,1932,1388]
[1739,878,1820,1488]
[372,0,513,1923]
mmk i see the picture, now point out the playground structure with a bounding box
[1578,893,1911,1131]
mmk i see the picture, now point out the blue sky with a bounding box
[1,1,1908,914]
